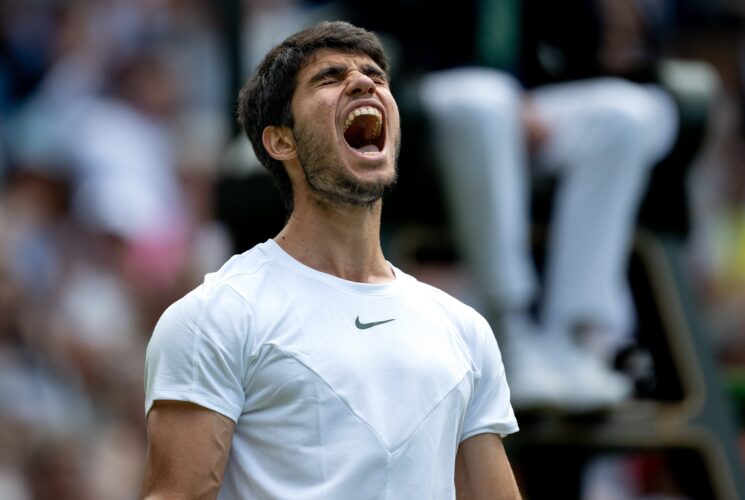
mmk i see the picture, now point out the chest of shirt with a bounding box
[238,290,475,448]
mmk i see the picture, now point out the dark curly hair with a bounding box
[237,21,389,213]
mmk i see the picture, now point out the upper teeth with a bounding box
[344,106,382,136]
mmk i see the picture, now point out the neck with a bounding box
[274,198,393,284]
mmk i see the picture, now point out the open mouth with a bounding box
[343,106,385,156]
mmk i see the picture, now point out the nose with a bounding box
[345,71,376,96]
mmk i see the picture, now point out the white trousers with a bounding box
[419,68,678,345]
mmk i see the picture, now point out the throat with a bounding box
[275,220,393,284]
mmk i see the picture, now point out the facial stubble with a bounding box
[292,121,400,208]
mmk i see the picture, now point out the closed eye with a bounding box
[320,76,342,86]
[362,66,388,86]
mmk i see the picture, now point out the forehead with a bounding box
[297,49,381,80]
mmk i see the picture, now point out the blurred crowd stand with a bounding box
[0,1,234,498]
[1,0,745,498]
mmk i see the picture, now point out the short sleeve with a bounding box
[144,285,250,422]
[461,314,519,441]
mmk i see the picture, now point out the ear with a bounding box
[262,126,296,161]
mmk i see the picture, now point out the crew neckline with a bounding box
[262,239,403,296]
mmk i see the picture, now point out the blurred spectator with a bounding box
[0,1,234,497]
[680,2,745,368]
[345,0,682,411]
[0,169,97,500]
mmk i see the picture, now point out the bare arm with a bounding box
[455,433,521,500]
[141,400,235,500]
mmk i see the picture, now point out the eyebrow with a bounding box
[308,65,347,85]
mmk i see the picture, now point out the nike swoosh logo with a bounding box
[355,316,396,330]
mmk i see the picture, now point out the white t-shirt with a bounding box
[145,240,518,499]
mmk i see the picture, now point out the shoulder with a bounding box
[151,243,281,345]
[201,242,277,297]
[193,240,298,316]
[397,268,492,342]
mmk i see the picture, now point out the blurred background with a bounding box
[1,0,745,498]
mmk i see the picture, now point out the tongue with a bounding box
[357,144,380,153]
